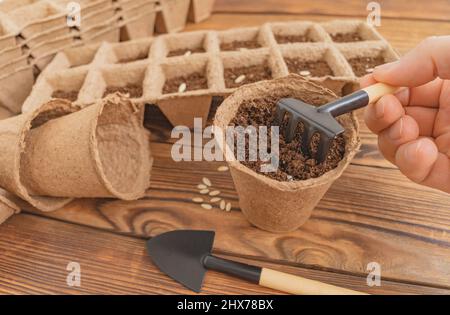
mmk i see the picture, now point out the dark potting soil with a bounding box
[230,95,346,181]
[284,58,334,77]
[167,47,206,57]
[275,33,313,44]
[52,90,79,102]
[330,32,363,42]
[220,39,261,51]
[348,56,386,77]
[103,84,143,98]
[163,72,208,94]
[224,64,272,88]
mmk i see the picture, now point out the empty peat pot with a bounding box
[20,93,152,202]
[214,75,360,233]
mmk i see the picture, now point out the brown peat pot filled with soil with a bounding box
[214,75,360,233]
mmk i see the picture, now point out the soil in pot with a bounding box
[330,32,363,42]
[224,63,272,88]
[220,39,261,51]
[348,56,385,77]
[51,90,79,102]
[167,47,206,57]
[275,33,313,44]
[284,58,334,77]
[103,84,143,98]
[163,72,208,94]
[230,95,346,181]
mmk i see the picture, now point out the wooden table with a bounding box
[1,0,450,295]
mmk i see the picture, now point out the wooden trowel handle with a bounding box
[204,255,367,295]
[259,268,368,295]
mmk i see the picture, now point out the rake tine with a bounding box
[274,107,286,126]
[285,115,299,142]
[316,133,333,163]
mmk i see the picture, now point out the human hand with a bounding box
[360,36,450,193]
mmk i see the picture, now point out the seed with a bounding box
[192,197,203,203]
[197,184,207,189]
[202,177,212,187]
[209,190,220,196]
[210,197,221,203]
[201,203,212,210]
[225,202,232,212]
[217,166,229,172]
[178,83,187,93]
[199,189,209,194]
[234,74,246,84]
[287,175,293,182]
[184,50,192,57]
[299,70,311,76]
[365,68,374,73]
[220,200,226,210]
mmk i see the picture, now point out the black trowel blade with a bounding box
[146,230,215,293]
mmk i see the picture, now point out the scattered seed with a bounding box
[365,68,374,73]
[200,189,210,194]
[217,166,229,172]
[299,70,311,76]
[192,197,203,203]
[287,175,293,182]
[201,203,212,210]
[210,197,221,203]
[220,200,226,210]
[184,50,192,57]
[225,202,232,212]
[202,177,212,187]
[197,184,207,189]
[234,74,246,84]
[178,82,187,93]
[209,190,220,196]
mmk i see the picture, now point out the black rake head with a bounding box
[275,98,345,163]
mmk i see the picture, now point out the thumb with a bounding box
[373,36,450,87]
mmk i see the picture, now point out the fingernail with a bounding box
[374,101,385,118]
[405,139,423,159]
[374,61,399,72]
[389,118,403,140]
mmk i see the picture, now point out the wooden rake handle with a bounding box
[319,82,399,117]
[259,268,368,295]
[363,82,398,103]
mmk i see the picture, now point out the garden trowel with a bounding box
[147,230,367,295]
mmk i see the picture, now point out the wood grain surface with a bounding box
[1,1,450,295]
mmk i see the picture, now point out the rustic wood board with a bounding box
[1,6,450,294]
[1,214,448,294]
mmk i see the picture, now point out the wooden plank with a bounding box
[1,214,448,294]
[214,0,450,22]
[185,13,450,55]
[22,140,450,288]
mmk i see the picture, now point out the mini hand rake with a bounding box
[275,83,397,162]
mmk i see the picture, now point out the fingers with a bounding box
[373,36,450,87]
[364,94,405,134]
[378,115,420,163]
[360,76,443,108]
[404,107,437,136]
[395,138,450,193]
[435,132,450,157]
